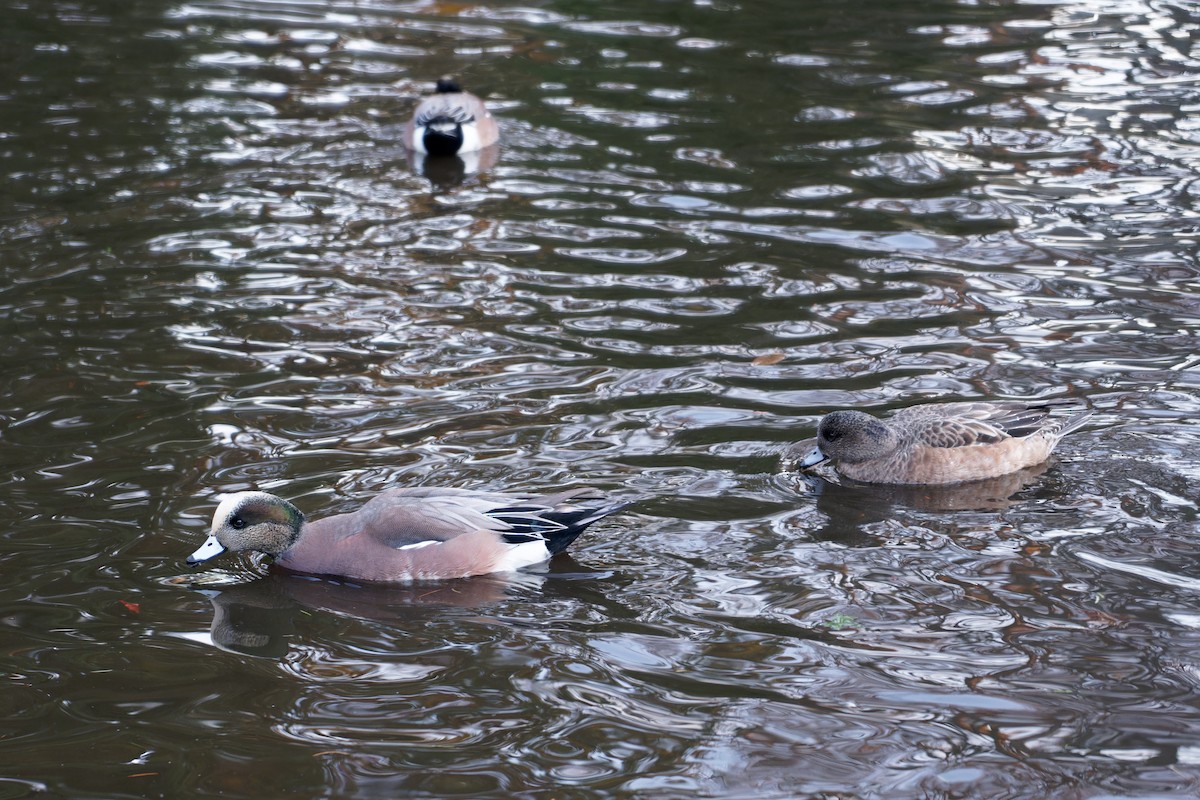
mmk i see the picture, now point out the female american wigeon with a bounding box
[187,487,627,583]
[797,400,1092,485]
[404,78,499,156]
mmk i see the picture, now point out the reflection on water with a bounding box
[408,146,501,192]
[4,0,1200,795]
[198,572,533,657]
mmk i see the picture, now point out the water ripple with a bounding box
[5,0,1200,796]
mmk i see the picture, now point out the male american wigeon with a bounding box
[796,400,1092,485]
[404,78,499,156]
[187,487,627,582]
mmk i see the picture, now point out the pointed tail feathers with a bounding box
[543,500,632,555]
[492,494,632,555]
[1052,408,1094,439]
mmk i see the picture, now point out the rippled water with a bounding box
[4,0,1200,796]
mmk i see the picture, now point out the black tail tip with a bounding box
[435,78,463,94]
[545,500,633,556]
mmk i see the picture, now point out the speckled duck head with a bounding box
[187,492,305,565]
[800,410,901,468]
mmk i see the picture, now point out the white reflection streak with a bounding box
[1075,550,1200,591]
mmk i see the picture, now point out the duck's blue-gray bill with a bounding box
[187,535,226,565]
[798,447,828,469]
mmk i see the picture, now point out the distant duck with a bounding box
[187,487,628,583]
[405,78,499,156]
[795,400,1092,485]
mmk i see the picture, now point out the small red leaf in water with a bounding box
[119,600,141,614]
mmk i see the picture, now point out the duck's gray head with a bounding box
[187,491,305,566]
[798,410,898,469]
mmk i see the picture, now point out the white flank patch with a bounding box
[396,540,439,551]
[458,123,481,153]
[411,125,429,154]
[494,540,552,573]
[412,122,480,155]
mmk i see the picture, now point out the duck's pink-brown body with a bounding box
[188,487,627,583]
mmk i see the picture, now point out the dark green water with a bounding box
[4,0,1200,797]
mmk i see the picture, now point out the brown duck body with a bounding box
[799,401,1092,485]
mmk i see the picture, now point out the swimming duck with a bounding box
[796,400,1092,485]
[187,487,627,582]
[405,78,499,156]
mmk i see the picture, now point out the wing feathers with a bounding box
[904,402,1089,449]
[333,488,626,555]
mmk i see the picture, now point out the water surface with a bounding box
[3,0,1200,797]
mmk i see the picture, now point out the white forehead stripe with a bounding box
[211,491,278,532]
[211,493,247,532]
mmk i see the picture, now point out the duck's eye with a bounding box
[229,515,246,530]
[822,428,842,442]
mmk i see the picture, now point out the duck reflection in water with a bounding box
[407,144,499,191]
[194,557,606,658]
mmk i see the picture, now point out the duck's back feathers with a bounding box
[897,401,1069,448]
